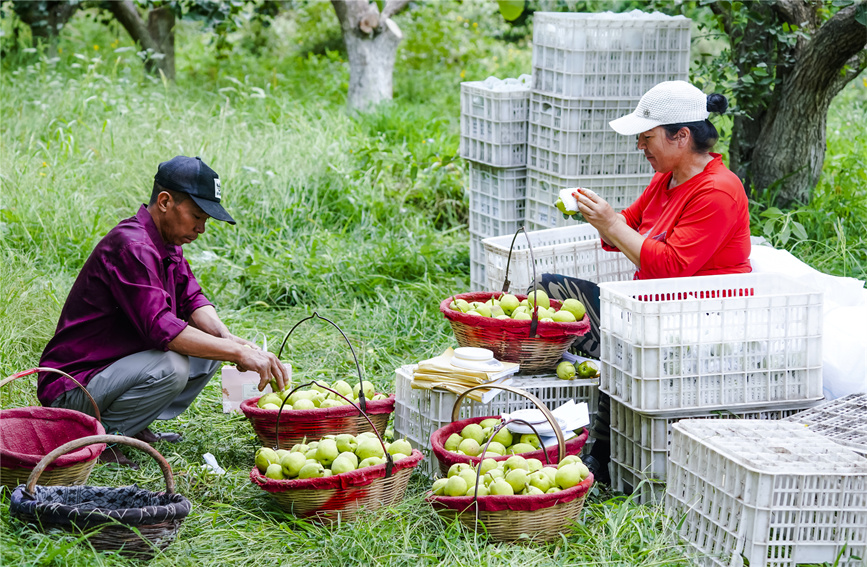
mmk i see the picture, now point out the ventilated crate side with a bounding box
[609,398,817,485]
[393,365,599,478]
[532,13,690,99]
[482,224,635,293]
[599,273,824,415]
[609,459,665,505]
[666,420,867,567]
[460,80,530,168]
[468,163,527,201]
[469,231,486,291]
[785,393,867,456]
[525,168,651,229]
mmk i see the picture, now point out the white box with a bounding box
[666,420,867,567]
[599,273,824,415]
[460,78,530,167]
[786,393,867,456]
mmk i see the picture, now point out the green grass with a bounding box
[1,2,864,566]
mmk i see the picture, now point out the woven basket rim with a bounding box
[430,415,589,469]
[0,407,106,469]
[425,473,593,512]
[440,292,590,337]
[249,449,424,492]
[240,393,395,419]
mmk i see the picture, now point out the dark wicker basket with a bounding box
[1,368,105,490]
[10,435,190,558]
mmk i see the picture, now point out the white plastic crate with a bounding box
[482,223,635,294]
[392,364,599,478]
[469,231,486,291]
[532,11,690,99]
[609,398,817,490]
[460,77,530,167]
[610,459,665,505]
[786,393,867,456]
[468,163,527,201]
[525,168,652,229]
[527,94,654,177]
[599,273,824,415]
[666,420,867,567]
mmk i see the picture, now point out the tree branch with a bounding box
[104,0,158,52]
[381,0,411,20]
[708,1,734,38]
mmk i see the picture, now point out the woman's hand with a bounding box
[573,189,619,233]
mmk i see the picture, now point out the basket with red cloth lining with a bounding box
[426,385,593,541]
[240,313,395,448]
[0,368,105,490]
[441,225,589,373]
[429,384,589,477]
[250,383,423,523]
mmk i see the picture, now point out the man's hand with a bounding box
[237,347,290,392]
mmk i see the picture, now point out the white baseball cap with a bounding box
[609,81,709,136]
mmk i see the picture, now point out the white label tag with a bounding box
[214,178,222,199]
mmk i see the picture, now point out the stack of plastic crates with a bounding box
[666,419,867,567]
[526,11,691,230]
[392,364,599,478]
[460,76,531,289]
[598,273,825,503]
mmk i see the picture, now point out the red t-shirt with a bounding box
[602,153,751,279]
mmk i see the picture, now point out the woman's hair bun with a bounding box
[707,93,728,114]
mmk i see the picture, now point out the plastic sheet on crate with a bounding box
[532,12,690,99]
[482,223,636,293]
[599,273,824,415]
[392,364,599,478]
[666,420,867,567]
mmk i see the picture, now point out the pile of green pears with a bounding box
[449,290,586,323]
[431,454,592,497]
[255,432,414,480]
[256,379,388,411]
[444,418,549,458]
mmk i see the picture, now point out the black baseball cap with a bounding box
[154,156,236,224]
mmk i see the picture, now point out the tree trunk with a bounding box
[331,0,410,112]
[11,0,80,57]
[750,3,867,206]
[104,0,175,80]
[713,0,867,207]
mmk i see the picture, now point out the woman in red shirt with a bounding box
[575,80,751,279]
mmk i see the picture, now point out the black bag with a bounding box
[530,274,601,359]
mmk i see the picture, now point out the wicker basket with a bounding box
[250,398,424,523]
[9,435,191,558]
[430,384,589,477]
[0,368,105,490]
[427,387,594,542]
[241,313,395,448]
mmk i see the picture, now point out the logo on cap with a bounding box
[643,109,651,117]
[214,178,221,199]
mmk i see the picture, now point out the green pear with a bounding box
[527,289,550,309]
[444,475,468,497]
[526,458,544,472]
[526,485,545,495]
[512,312,532,321]
[449,298,471,313]
[448,463,472,478]
[355,438,385,461]
[489,478,514,496]
[479,417,502,429]
[388,438,413,457]
[520,434,542,450]
[465,484,489,496]
[553,309,577,322]
[293,398,315,410]
[458,468,479,490]
[290,443,308,454]
[265,463,285,480]
[509,443,537,455]
[505,468,529,493]
[255,447,279,473]
[262,403,281,410]
[485,468,505,483]
[577,360,600,378]
[461,423,486,445]
[556,464,584,489]
[335,434,358,453]
[490,305,506,317]
[319,399,341,408]
[280,452,307,478]
[481,441,506,456]
[298,462,325,479]
[353,380,375,400]
[432,478,448,495]
[491,427,513,447]
[542,466,558,484]
[499,294,520,315]
[528,470,552,492]
[315,438,339,466]
[561,298,586,321]
[504,455,529,472]
[474,303,492,317]
[511,305,529,316]
[330,455,357,475]
[478,458,499,476]
[338,451,359,468]
[257,393,282,408]
[557,361,577,380]
[458,438,481,457]
[558,455,582,467]
[311,381,330,394]
[546,487,562,494]
[331,380,353,398]
[444,433,463,451]
[275,449,291,460]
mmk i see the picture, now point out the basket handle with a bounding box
[450,383,566,463]
[500,226,540,338]
[276,313,368,412]
[273,380,395,478]
[1,367,102,423]
[23,434,175,496]
[470,417,555,500]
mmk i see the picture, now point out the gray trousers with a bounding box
[51,350,220,437]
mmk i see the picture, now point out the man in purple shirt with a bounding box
[38,156,289,467]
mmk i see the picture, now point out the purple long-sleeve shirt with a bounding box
[37,205,213,405]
